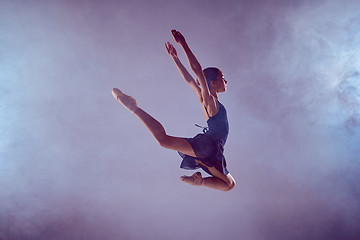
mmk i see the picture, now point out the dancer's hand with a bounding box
[165,42,178,59]
[171,29,186,45]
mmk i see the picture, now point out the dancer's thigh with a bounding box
[160,135,197,158]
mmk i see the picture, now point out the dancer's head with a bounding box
[203,67,227,93]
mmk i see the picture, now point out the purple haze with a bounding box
[1,0,359,239]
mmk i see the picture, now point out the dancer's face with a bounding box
[211,71,227,93]
[220,73,228,92]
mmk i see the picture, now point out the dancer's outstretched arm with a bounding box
[171,30,216,113]
[165,42,202,102]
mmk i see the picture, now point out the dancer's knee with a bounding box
[157,134,171,148]
[224,181,236,191]
[223,175,236,192]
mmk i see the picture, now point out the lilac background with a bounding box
[1,0,360,239]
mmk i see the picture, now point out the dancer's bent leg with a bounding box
[201,174,236,191]
[112,88,197,157]
[181,172,235,191]
[181,160,236,191]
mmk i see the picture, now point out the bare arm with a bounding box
[165,42,202,102]
[171,30,213,105]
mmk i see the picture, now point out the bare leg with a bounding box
[181,160,236,191]
[180,171,230,191]
[201,176,233,191]
[181,172,235,191]
[112,88,197,157]
[112,88,236,192]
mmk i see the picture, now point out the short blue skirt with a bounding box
[178,133,229,176]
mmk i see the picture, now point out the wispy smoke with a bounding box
[1,0,359,239]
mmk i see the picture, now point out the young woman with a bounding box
[112,30,235,191]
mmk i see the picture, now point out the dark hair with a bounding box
[203,67,221,87]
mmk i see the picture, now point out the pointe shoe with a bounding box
[180,172,203,186]
[112,88,138,112]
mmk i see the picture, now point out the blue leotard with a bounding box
[178,101,229,175]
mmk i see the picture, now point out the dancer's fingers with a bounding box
[112,88,123,96]
[171,29,178,42]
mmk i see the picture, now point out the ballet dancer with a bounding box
[112,30,235,191]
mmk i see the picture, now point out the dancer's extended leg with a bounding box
[112,88,197,157]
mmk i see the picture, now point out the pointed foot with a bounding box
[112,88,138,112]
[180,172,203,186]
